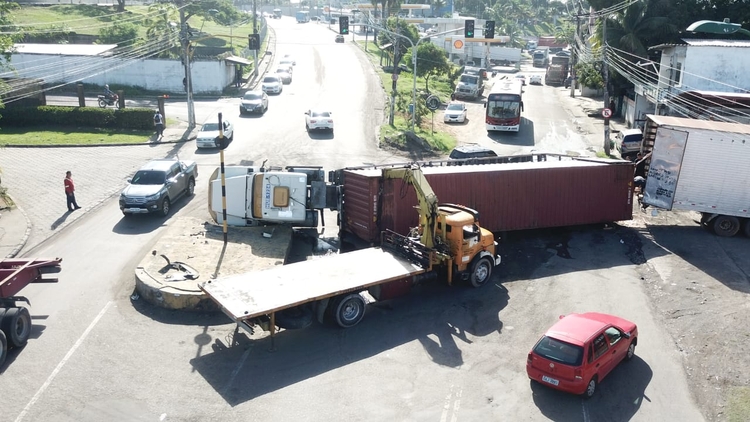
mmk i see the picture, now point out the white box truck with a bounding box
[641,115,750,237]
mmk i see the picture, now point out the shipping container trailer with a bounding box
[641,114,750,237]
[335,158,634,244]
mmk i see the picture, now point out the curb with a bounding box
[4,193,31,259]
[134,267,217,312]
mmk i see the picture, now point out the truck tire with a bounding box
[331,293,366,328]
[1,307,32,348]
[711,215,740,237]
[0,330,7,368]
[469,257,493,288]
[275,306,313,330]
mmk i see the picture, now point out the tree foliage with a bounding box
[98,21,139,47]
[575,62,604,89]
[407,42,450,91]
[378,17,419,66]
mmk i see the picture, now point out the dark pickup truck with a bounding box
[119,159,198,217]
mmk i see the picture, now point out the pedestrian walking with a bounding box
[154,110,164,139]
[64,171,81,212]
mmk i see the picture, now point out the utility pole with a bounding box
[252,0,259,78]
[389,34,399,126]
[571,4,582,98]
[179,8,195,129]
[603,16,611,156]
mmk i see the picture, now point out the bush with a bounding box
[0,106,154,130]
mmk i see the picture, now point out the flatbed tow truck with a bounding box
[200,165,501,339]
[0,257,62,366]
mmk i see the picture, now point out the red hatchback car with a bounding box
[526,312,638,399]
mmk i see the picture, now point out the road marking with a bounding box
[440,384,462,422]
[15,301,113,422]
[582,400,590,422]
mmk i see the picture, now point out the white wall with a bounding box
[1,53,234,94]
[682,46,750,92]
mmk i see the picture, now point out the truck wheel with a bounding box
[161,198,171,217]
[469,257,493,288]
[711,215,740,237]
[0,330,7,368]
[186,178,195,196]
[275,306,313,330]
[1,307,32,348]
[331,293,366,328]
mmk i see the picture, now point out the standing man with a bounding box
[64,171,81,212]
[154,109,164,139]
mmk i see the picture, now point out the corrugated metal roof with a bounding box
[13,43,117,56]
[647,114,750,134]
[649,38,750,50]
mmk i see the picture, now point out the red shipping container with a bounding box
[340,160,634,243]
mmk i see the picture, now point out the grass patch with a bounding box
[358,41,457,153]
[728,386,750,422]
[0,126,153,145]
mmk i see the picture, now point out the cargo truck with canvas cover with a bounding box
[200,166,500,335]
[640,115,750,237]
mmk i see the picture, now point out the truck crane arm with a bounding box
[382,165,439,248]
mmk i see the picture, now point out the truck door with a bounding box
[642,127,688,210]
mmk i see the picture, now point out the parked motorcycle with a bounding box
[98,94,121,109]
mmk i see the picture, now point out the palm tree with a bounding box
[591,0,676,59]
[430,0,446,17]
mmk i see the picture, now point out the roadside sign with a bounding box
[392,73,399,82]
[602,108,612,118]
[453,40,464,49]
[426,95,441,111]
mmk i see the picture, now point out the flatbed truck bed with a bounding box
[199,247,426,323]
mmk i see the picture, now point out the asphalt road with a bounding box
[0,16,714,422]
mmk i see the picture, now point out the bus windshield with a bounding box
[487,97,521,119]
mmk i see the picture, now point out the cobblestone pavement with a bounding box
[0,142,183,253]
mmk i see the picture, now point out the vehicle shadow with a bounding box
[111,197,193,234]
[487,118,535,146]
[643,222,750,293]
[530,355,652,422]
[189,275,509,405]
[307,130,334,140]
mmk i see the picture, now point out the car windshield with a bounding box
[460,75,478,84]
[201,123,219,131]
[263,77,278,83]
[275,68,288,74]
[311,111,330,118]
[447,104,464,111]
[532,336,584,366]
[280,60,292,65]
[243,93,262,101]
[131,170,166,185]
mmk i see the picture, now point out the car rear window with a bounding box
[311,111,330,117]
[263,76,278,83]
[201,123,219,131]
[532,336,584,366]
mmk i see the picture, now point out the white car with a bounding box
[262,75,283,94]
[529,74,542,85]
[443,102,468,123]
[279,57,295,69]
[196,120,234,149]
[304,110,333,132]
[515,74,527,85]
[274,67,293,84]
[282,54,296,65]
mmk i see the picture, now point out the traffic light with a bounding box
[484,20,495,39]
[248,34,260,50]
[464,20,475,38]
[339,16,349,35]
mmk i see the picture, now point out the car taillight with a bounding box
[327,120,333,123]
[310,120,317,123]
[527,353,533,365]
[574,368,583,380]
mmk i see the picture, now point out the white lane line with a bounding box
[15,301,113,422]
[582,399,590,422]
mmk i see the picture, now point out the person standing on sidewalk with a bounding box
[154,110,164,139]
[64,171,81,212]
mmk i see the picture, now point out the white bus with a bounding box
[485,80,524,132]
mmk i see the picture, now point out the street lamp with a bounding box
[374,25,464,130]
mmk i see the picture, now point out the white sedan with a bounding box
[304,110,334,132]
[443,102,468,123]
[529,74,542,85]
[262,75,283,94]
[196,120,234,149]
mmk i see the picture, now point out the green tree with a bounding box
[575,62,604,89]
[98,21,139,47]
[408,42,450,91]
[0,1,21,68]
[145,3,180,58]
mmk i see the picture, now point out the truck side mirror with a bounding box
[483,102,487,109]
[520,101,524,112]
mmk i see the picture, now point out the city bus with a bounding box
[485,80,524,132]
[296,10,310,23]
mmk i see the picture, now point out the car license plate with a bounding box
[128,208,141,213]
[541,375,559,386]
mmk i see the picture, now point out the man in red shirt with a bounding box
[64,171,81,212]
